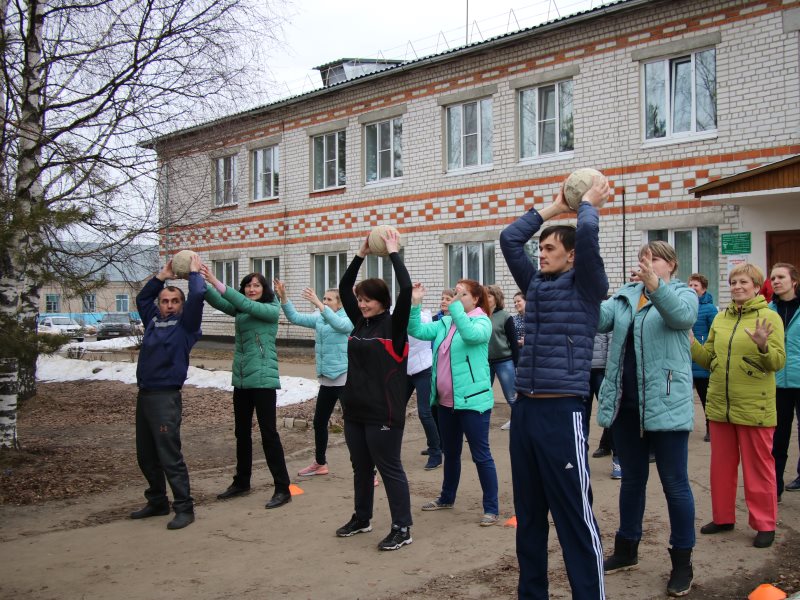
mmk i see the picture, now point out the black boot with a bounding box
[604,534,639,573]
[130,503,170,519]
[667,547,693,597]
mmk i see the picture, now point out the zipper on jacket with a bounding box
[724,308,744,423]
[465,355,476,382]
[666,370,672,395]
[638,306,648,438]
[741,356,766,375]
[256,333,265,358]
[566,335,575,373]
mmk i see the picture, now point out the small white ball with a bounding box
[563,168,604,210]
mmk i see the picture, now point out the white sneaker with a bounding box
[500,420,511,430]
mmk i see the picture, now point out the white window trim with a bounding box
[213,155,238,207]
[444,163,494,177]
[518,79,574,160]
[446,241,495,286]
[518,151,575,167]
[311,130,347,191]
[444,97,493,172]
[364,116,402,184]
[251,256,280,281]
[251,145,280,201]
[640,47,717,143]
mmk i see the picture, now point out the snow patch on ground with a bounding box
[37,355,318,407]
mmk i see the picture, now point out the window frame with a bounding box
[446,98,493,172]
[641,47,717,143]
[446,241,495,287]
[115,294,129,313]
[45,293,61,313]
[251,145,279,201]
[82,293,96,313]
[364,116,403,184]
[213,155,237,207]
[647,226,719,301]
[212,259,239,289]
[312,130,347,191]
[313,252,348,299]
[251,256,280,282]
[518,79,574,160]
[365,249,405,298]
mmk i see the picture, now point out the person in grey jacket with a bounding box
[596,241,698,597]
[273,280,353,478]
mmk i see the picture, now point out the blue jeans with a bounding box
[437,406,498,515]
[611,407,695,549]
[490,358,516,407]
[407,368,441,458]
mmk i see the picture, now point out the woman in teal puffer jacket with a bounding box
[596,241,698,597]
[273,280,352,478]
[408,279,499,526]
[201,266,291,510]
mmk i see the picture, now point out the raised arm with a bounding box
[388,237,412,357]
[500,208,543,293]
[339,249,365,325]
[181,254,206,333]
[200,264,237,317]
[449,300,491,344]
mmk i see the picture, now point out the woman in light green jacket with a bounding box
[201,266,291,510]
[691,263,785,549]
[408,279,499,526]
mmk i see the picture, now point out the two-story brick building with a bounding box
[147,0,800,341]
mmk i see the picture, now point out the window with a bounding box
[365,118,402,183]
[213,259,239,289]
[252,146,279,200]
[82,294,96,312]
[214,155,237,206]
[365,250,405,298]
[252,257,280,282]
[447,98,492,170]
[447,242,495,287]
[115,294,129,312]
[313,131,346,190]
[648,226,719,301]
[643,48,716,140]
[519,80,574,158]
[314,252,347,298]
[45,294,60,312]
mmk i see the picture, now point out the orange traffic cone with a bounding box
[748,584,787,600]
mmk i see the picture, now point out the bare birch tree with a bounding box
[0,0,285,445]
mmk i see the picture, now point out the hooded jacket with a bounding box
[691,295,785,427]
[770,298,800,389]
[596,278,698,432]
[691,291,717,378]
[281,301,352,379]
[408,302,494,413]
[204,285,281,390]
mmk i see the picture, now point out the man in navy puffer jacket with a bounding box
[131,255,205,530]
[500,176,610,600]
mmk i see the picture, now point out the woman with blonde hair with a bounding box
[597,240,698,597]
[692,263,785,548]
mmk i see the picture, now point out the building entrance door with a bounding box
[767,230,800,270]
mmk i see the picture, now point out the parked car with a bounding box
[37,316,85,342]
[96,312,137,340]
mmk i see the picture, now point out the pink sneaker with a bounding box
[298,462,329,477]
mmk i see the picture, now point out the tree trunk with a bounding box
[0,359,20,449]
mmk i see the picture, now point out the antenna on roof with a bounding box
[507,8,520,32]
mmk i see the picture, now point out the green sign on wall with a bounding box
[721,232,751,255]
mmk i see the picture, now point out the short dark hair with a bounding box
[159,285,185,302]
[355,277,391,310]
[539,225,576,252]
[239,272,275,303]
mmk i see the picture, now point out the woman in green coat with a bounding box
[201,265,291,510]
[691,263,785,548]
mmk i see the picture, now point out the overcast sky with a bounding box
[268,0,613,99]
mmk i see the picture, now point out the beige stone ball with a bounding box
[368,225,402,257]
[563,168,604,210]
[171,250,197,278]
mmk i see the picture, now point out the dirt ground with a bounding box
[1,344,799,599]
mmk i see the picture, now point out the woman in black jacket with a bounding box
[334,229,414,551]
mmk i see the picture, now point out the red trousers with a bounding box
[709,421,777,531]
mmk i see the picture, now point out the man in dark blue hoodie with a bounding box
[130,254,205,530]
[500,176,610,600]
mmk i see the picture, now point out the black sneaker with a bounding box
[336,514,372,537]
[378,525,412,551]
[592,447,611,458]
[786,476,800,491]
